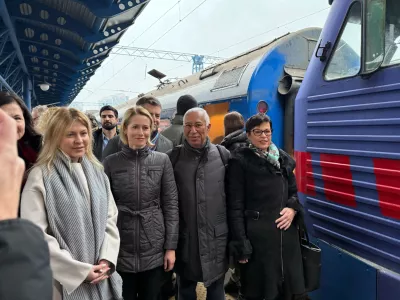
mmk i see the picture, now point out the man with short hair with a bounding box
[161,94,198,146]
[168,108,230,300]
[93,105,119,160]
[102,96,172,159]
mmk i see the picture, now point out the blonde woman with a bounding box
[21,108,122,300]
[103,106,179,300]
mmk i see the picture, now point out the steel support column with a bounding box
[0,73,14,92]
[23,75,32,110]
[0,0,28,74]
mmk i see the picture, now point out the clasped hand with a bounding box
[86,259,111,284]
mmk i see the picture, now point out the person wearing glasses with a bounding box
[226,114,307,300]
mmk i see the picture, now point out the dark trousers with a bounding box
[160,271,176,300]
[240,295,309,300]
[239,281,309,300]
[120,267,164,300]
[177,275,225,300]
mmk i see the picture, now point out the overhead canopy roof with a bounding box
[0,0,150,106]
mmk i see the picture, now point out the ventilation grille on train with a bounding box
[211,64,248,91]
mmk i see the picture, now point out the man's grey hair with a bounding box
[32,105,48,115]
[183,107,210,126]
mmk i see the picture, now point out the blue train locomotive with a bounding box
[295,0,400,299]
[117,27,322,155]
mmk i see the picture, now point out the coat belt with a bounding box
[244,210,261,220]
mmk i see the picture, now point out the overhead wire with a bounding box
[83,0,208,101]
[84,88,141,94]
[102,1,181,68]
[209,6,330,55]
[114,5,331,94]
[172,6,330,72]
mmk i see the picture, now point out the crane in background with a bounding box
[111,45,225,74]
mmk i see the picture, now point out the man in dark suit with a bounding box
[93,105,119,160]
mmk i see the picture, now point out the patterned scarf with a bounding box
[249,142,280,170]
[41,151,122,300]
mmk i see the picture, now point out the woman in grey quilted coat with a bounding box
[103,106,179,300]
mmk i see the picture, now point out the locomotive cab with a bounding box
[295,1,400,299]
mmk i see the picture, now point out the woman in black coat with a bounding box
[227,114,307,300]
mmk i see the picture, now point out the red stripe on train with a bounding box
[320,154,356,207]
[373,158,400,220]
[295,151,316,195]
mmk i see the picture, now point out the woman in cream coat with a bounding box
[21,108,122,300]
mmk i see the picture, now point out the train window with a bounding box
[382,0,400,66]
[324,2,362,81]
[363,0,385,73]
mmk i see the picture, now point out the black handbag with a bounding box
[299,221,322,292]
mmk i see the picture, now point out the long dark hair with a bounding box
[0,91,39,142]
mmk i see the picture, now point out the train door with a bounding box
[295,0,400,299]
[202,101,230,144]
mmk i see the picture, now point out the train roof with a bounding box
[116,27,321,114]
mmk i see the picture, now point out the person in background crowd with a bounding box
[36,107,58,136]
[86,113,99,131]
[212,135,224,144]
[21,108,122,300]
[159,119,171,132]
[102,96,173,159]
[220,111,248,152]
[168,108,230,300]
[221,112,247,296]
[227,114,307,300]
[161,94,198,146]
[0,108,52,300]
[93,105,119,160]
[0,92,41,192]
[32,105,48,128]
[104,106,179,300]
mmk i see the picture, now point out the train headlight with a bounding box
[257,100,269,114]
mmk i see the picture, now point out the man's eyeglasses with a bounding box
[252,129,272,137]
